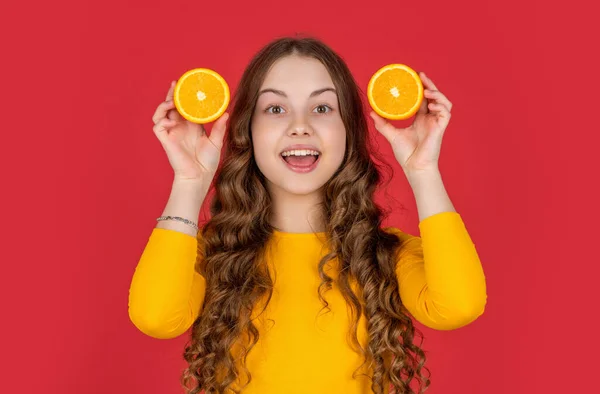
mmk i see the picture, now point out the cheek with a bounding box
[251,118,266,152]
[322,120,347,165]
[332,135,347,166]
[251,127,277,169]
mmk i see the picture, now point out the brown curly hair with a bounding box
[181,36,431,394]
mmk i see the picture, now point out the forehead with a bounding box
[260,55,334,91]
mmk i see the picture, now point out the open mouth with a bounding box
[281,149,320,166]
[280,149,321,173]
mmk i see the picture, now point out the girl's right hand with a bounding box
[152,81,229,182]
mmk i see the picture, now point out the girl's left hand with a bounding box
[370,72,452,175]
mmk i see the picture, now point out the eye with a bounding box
[266,105,285,114]
[314,104,332,114]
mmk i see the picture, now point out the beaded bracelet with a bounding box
[156,215,199,231]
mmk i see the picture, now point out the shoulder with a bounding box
[382,226,419,243]
[382,226,423,258]
[382,212,464,243]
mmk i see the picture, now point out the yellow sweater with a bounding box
[128,211,487,393]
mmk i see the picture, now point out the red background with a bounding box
[2,0,598,393]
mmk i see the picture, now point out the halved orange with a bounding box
[173,68,230,124]
[367,64,423,120]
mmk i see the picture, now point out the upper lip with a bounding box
[280,144,321,154]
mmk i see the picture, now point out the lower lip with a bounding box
[280,155,321,173]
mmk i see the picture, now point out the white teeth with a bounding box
[281,149,320,157]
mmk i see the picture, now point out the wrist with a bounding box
[405,166,441,185]
[170,177,211,208]
[405,168,455,220]
[172,176,212,190]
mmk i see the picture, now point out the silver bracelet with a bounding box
[156,215,199,231]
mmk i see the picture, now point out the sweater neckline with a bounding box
[271,228,326,238]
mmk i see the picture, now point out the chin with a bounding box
[262,175,326,197]
[279,180,326,196]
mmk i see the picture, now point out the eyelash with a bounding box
[264,104,333,114]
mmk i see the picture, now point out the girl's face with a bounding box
[251,54,347,197]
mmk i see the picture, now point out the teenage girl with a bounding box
[128,37,487,394]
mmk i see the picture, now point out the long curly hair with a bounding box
[181,36,430,394]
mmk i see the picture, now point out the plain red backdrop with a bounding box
[1,0,598,393]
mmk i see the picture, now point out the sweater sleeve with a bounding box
[389,211,487,330]
[128,228,205,339]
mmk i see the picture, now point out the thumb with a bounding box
[417,94,429,115]
[369,111,395,143]
[209,112,229,149]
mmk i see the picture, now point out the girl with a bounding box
[128,37,487,394]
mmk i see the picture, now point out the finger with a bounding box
[208,112,229,150]
[369,111,396,143]
[166,80,176,101]
[428,102,452,119]
[424,89,453,111]
[165,82,183,121]
[417,94,429,115]
[152,118,177,143]
[419,72,438,91]
[152,100,177,124]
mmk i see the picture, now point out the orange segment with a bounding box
[367,64,423,120]
[174,68,230,124]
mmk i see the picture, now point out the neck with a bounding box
[269,187,325,234]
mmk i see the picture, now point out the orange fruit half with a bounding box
[173,68,230,124]
[367,64,423,120]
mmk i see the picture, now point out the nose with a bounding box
[287,117,314,137]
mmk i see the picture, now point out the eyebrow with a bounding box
[258,87,337,98]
